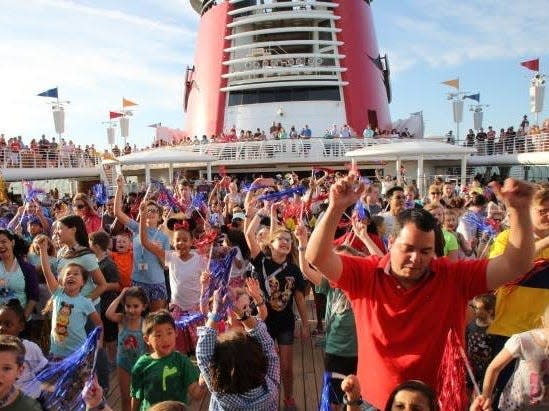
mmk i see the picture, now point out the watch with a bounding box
[235,312,250,322]
[87,398,107,411]
[342,395,364,406]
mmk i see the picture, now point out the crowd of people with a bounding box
[446,115,549,154]
[0,164,548,410]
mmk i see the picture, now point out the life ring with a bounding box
[253,61,261,69]
[244,61,253,70]
[307,57,315,66]
[271,60,280,67]
[287,58,295,66]
[315,57,323,66]
[295,57,304,65]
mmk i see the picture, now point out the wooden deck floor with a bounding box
[106,300,325,411]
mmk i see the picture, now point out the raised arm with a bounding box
[486,179,535,289]
[105,288,127,323]
[294,224,322,285]
[306,174,365,283]
[245,212,262,259]
[114,174,131,226]
[245,277,268,320]
[137,203,166,263]
[351,218,384,257]
[482,346,514,402]
[37,239,59,293]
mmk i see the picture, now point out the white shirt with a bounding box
[16,339,48,399]
[165,251,206,310]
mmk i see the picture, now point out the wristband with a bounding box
[236,312,250,322]
[298,246,306,252]
[208,312,224,323]
[87,398,107,411]
[342,395,363,406]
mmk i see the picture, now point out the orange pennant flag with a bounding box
[122,98,138,108]
[441,78,459,89]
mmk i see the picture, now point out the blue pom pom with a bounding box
[35,327,102,411]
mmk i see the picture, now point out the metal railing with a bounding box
[158,136,401,163]
[451,132,549,155]
[0,147,101,169]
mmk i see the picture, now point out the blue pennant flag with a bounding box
[37,87,58,98]
[463,93,480,102]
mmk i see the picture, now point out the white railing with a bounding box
[157,137,398,163]
[0,147,101,169]
[452,132,549,156]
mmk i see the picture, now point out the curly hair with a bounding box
[209,329,267,394]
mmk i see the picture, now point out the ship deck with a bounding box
[105,298,325,411]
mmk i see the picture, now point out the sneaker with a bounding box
[284,397,297,411]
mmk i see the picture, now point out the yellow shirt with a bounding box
[489,229,549,259]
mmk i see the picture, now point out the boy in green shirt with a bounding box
[130,310,204,411]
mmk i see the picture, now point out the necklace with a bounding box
[0,386,18,407]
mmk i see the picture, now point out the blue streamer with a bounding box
[152,179,181,211]
[257,186,306,202]
[354,201,369,221]
[92,183,108,206]
[461,213,496,236]
[0,217,9,229]
[23,181,45,203]
[175,311,205,330]
[191,192,207,210]
[202,248,238,316]
[319,371,346,410]
[36,327,102,411]
[241,183,270,193]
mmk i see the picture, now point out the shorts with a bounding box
[131,280,168,302]
[267,324,294,346]
[100,312,118,343]
[324,353,358,405]
[170,304,204,355]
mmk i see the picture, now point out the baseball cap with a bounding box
[232,212,246,221]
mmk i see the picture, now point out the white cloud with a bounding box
[0,0,199,148]
[380,0,549,71]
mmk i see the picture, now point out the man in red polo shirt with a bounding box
[306,175,534,410]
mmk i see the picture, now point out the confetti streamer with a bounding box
[92,183,108,206]
[257,186,306,202]
[36,327,102,411]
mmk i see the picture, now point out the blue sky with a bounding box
[1,0,548,149]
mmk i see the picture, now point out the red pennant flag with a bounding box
[520,58,539,72]
[109,111,123,120]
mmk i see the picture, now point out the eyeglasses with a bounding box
[73,204,86,209]
[146,208,159,214]
[535,208,549,217]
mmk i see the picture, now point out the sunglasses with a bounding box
[73,204,86,209]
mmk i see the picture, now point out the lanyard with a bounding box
[140,228,160,262]
[261,257,287,298]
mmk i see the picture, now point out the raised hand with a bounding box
[329,174,365,212]
[245,277,263,302]
[496,178,534,210]
[116,174,125,188]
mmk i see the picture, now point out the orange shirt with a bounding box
[111,250,133,288]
